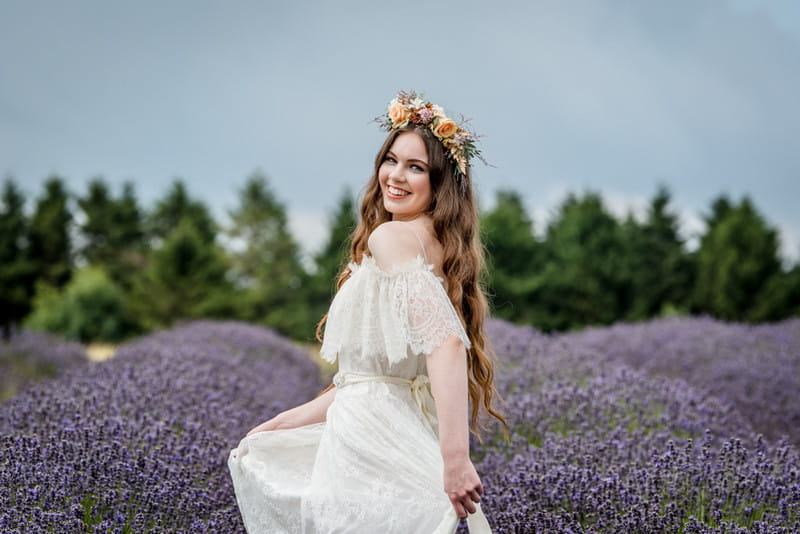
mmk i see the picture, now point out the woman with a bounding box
[228,91,506,533]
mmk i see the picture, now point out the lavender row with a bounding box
[1,321,322,533]
[3,316,798,532]
[485,319,755,446]
[479,433,799,533]
[569,317,800,443]
[0,329,88,403]
[465,319,800,533]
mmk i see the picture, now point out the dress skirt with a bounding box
[228,380,491,534]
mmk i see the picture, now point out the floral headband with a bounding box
[375,90,484,194]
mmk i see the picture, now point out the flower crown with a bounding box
[375,90,483,192]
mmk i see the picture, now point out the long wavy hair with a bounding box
[317,124,507,438]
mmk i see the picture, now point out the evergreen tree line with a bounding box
[483,189,800,330]
[1,174,798,343]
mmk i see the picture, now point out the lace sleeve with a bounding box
[319,222,472,366]
[391,266,472,360]
[371,220,471,357]
[317,257,472,366]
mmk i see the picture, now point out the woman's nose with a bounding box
[388,163,405,181]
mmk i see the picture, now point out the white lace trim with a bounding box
[320,255,471,365]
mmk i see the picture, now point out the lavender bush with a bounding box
[569,317,800,443]
[484,319,754,447]
[2,317,798,533]
[0,321,322,533]
[0,329,88,402]
[464,319,800,533]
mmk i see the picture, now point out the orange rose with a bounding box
[433,119,458,139]
[388,101,411,127]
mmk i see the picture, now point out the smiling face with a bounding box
[378,131,433,222]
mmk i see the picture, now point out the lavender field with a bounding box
[1,318,799,533]
[0,329,88,403]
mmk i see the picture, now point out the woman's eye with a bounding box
[384,156,397,164]
[411,164,424,172]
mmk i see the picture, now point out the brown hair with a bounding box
[317,125,507,438]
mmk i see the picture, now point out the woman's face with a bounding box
[378,131,433,222]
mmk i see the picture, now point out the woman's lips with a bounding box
[386,185,410,198]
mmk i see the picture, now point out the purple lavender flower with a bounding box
[1,329,87,402]
[3,317,799,532]
[462,318,800,532]
[569,317,800,443]
[1,320,322,532]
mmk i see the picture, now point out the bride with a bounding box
[228,91,507,533]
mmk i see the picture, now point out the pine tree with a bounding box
[481,190,541,323]
[535,192,628,331]
[226,171,310,338]
[306,189,358,330]
[750,263,800,321]
[131,220,234,329]
[77,179,146,289]
[78,178,115,266]
[28,176,73,290]
[147,179,217,244]
[623,186,693,319]
[693,196,782,321]
[110,182,148,289]
[0,178,36,336]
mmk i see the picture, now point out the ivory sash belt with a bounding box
[331,371,493,534]
[333,371,438,425]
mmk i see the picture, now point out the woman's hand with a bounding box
[426,336,482,518]
[245,385,337,437]
[443,453,483,519]
[246,414,292,436]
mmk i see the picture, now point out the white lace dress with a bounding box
[227,255,492,533]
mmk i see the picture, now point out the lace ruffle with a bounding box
[319,255,471,365]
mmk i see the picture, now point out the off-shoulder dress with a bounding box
[227,226,492,534]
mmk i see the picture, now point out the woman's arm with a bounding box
[426,335,483,519]
[246,386,337,436]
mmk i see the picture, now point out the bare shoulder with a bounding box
[368,221,424,268]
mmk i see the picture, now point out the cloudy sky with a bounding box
[2,0,799,263]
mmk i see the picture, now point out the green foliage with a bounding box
[749,265,800,321]
[482,190,541,323]
[622,186,693,320]
[692,196,783,321]
[479,186,796,331]
[28,176,73,289]
[305,189,358,330]
[147,180,217,243]
[131,219,235,330]
[0,178,37,336]
[77,179,147,290]
[25,267,139,342]
[226,171,312,339]
[533,192,630,331]
[77,178,115,265]
[10,170,799,341]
